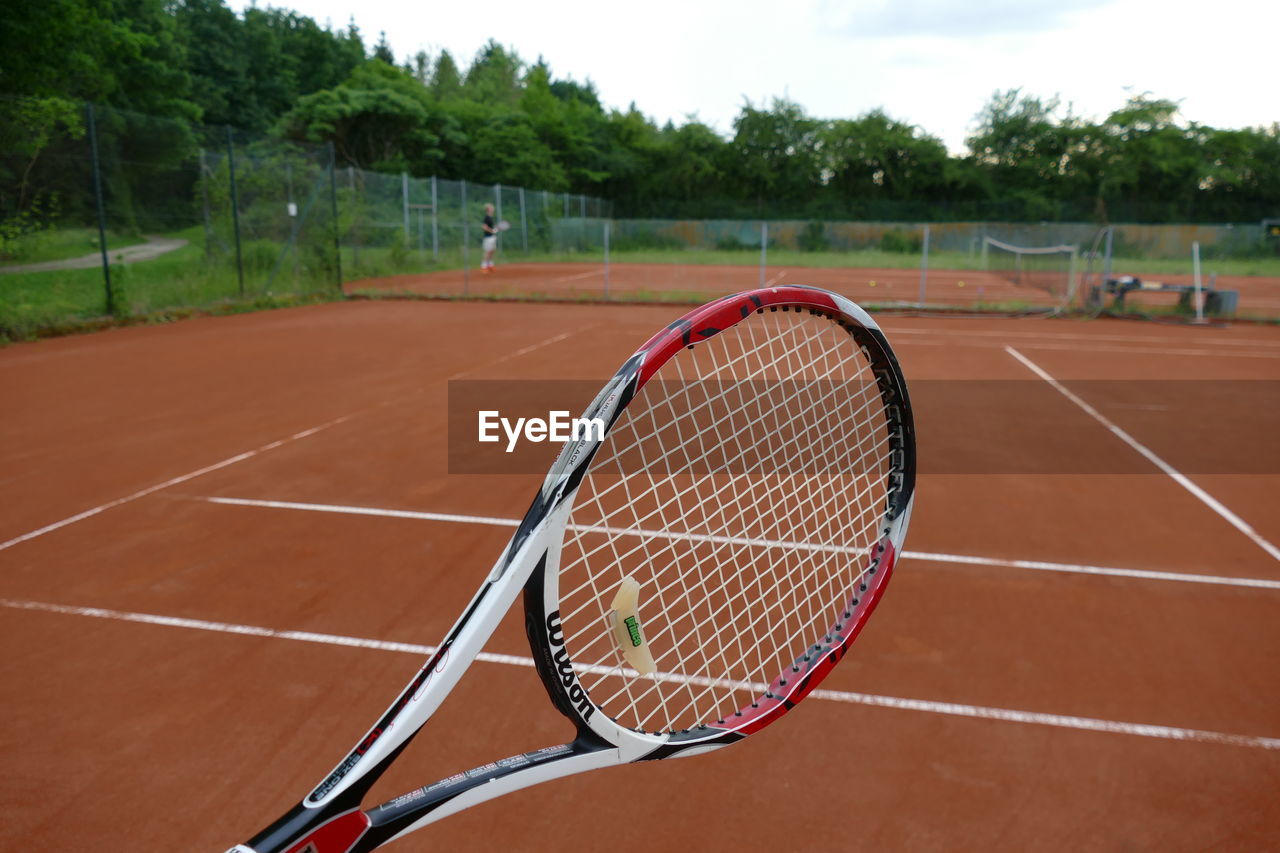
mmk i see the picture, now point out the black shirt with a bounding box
[482,215,495,240]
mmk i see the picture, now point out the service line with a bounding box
[4,596,1277,751]
[1005,345,1280,563]
[202,497,1280,591]
[0,415,355,553]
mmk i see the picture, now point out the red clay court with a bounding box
[2,292,1278,849]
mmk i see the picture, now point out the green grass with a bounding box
[0,227,149,267]
[7,232,1277,344]
[0,225,342,342]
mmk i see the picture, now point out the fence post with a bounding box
[328,142,342,290]
[286,161,299,279]
[462,179,469,295]
[85,102,114,314]
[402,172,411,246]
[494,183,502,262]
[603,220,610,300]
[198,148,213,260]
[760,222,767,288]
[347,166,358,268]
[225,126,245,297]
[917,224,930,307]
[519,187,528,253]
[431,176,438,261]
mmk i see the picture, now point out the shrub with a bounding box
[880,228,922,253]
[799,221,828,252]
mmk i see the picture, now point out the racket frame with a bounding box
[228,285,914,853]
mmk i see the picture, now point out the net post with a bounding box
[1066,246,1079,307]
[1103,227,1114,283]
[226,126,245,297]
[917,224,930,307]
[1192,241,1206,324]
[85,102,114,314]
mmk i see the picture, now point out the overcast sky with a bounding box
[231,0,1277,153]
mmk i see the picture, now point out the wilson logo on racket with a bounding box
[545,611,595,722]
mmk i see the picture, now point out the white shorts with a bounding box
[482,235,497,252]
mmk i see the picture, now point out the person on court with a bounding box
[481,204,498,273]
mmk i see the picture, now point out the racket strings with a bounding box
[560,320,863,548]
[563,317,887,727]
[558,309,893,733]
[612,319,890,724]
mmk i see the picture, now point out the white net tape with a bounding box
[557,308,893,733]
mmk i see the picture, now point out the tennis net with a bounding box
[982,237,1079,305]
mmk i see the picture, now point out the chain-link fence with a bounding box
[497,218,1277,319]
[336,171,607,286]
[0,95,610,339]
[4,94,1276,336]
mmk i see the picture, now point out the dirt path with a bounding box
[0,235,188,274]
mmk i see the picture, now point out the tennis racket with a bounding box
[497,220,511,232]
[226,285,915,853]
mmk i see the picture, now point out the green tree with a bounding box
[730,97,822,213]
[463,40,522,107]
[277,60,442,174]
[822,110,948,206]
[1097,94,1204,220]
[431,51,463,101]
[372,31,395,65]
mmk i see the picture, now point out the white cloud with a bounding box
[228,0,1280,155]
[824,0,1116,38]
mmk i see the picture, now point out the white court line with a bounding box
[202,497,1280,591]
[448,330,577,380]
[0,416,354,553]
[551,269,603,283]
[764,269,789,287]
[4,596,1277,751]
[1006,346,1280,563]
